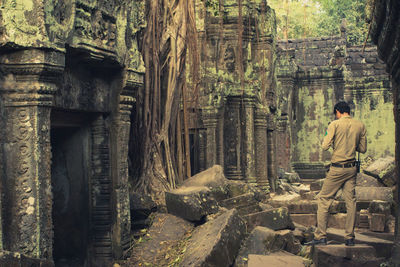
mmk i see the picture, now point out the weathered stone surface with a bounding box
[129,213,194,266]
[247,253,305,267]
[282,172,301,183]
[130,191,157,220]
[286,200,318,214]
[364,157,396,186]
[226,181,267,202]
[234,226,302,266]
[356,173,384,187]
[313,244,384,267]
[300,190,317,200]
[181,209,246,267]
[327,228,393,258]
[369,213,386,232]
[220,193,258,209]
[165,186,219,222]
[0,251,54,267]
[244,207,294,231]
[290,214,317,227]
[182,165,227,188]
[310,179,324,191]
[368,200,391,215]
[355,187,393,202]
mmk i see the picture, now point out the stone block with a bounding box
[130,191,157,220]
[328,213,346,229]
[287,200,317,214]
[182,165,227,188]
[355,187,393,202]
[312,244,384,267]
[290,214,317,227]
[364,157,396,186]
[165,186,219,222]
[234,227,301,266]
[247,253,305,267]
[220,193,258,209]
[0,251,54,267]
[327,228,393,258]
[244,207,294,231]
[356,173,384,187]
[300,190,317,200]
[181,209,246,267]
[310,179,324,191]
[368,200,391,214]
[283,172,301,183]
[226,181,267,202]
[369,213,386,232]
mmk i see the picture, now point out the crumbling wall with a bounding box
[276,34,393,178]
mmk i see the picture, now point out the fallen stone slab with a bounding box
[327,228,393,258]
[312,244,384,267]
[356,186,393,202]
[130,191,157,229]
[181,209,246,267]
[247,252,305,267]
[286,200,318,214]
[234,226,302,266]
[282,172,301,183]
[300,190,317,200]
[244,207,294,231]
[364,157,396,186]
[356,173,384,187]
[129,213,194,266]
[220,193,258,209]
[226,180,267,202]
[182,165,227,188]
[165,186,219,222]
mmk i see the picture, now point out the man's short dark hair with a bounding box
[334,101,351,114]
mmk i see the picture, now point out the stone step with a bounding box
[220,193,258,209]
[327,228,393,259]
[312,244,385,267]
[290,213,373,229]
[275,200,372,214]
[248,253,305,267]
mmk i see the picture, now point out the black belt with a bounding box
[331,162,356,168]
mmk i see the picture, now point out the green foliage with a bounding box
[268,0,369,45]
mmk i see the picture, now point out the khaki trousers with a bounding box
[314,165,357,240]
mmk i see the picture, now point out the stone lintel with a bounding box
[0,49,65,107]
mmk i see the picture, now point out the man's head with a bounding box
[333,101,350,119]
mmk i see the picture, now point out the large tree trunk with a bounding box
[129,0,196,204]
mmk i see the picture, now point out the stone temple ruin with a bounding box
[0,0,145,265]
[0,0,399,266]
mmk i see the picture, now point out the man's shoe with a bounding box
[304,238,327,246]
[345,238,355,246]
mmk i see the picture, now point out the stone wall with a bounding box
[276,33,393,179]
[369,0,400,263]
[187,0,277,190]
[0,0,145,265]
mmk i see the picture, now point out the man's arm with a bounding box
[322,122,335,151]
[357,124,367,153]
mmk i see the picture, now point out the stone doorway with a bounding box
[50,111,92,266]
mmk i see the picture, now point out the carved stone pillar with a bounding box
[198,129,207,172]
[111,70,142,259]
[202,108,219,168]
[255,108,269,189]
[267,114,277,192]
[224,97,243,180]
[0,49,65,259]
[217,107,225,167]
[243,97,256,183]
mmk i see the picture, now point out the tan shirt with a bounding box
[322,115,367,163]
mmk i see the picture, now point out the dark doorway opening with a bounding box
[51,116,90,266]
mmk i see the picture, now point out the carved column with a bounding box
[255,108,269,189]
[202,108,219,168]
[217,107,225,167]
[267,114,277,192]
[198,129,207,172]
[224,97,243,180]
[243,97,257,183]
[0,49,65,259]
[111,70,142,259]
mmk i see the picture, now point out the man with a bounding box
[306,101,367,246]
